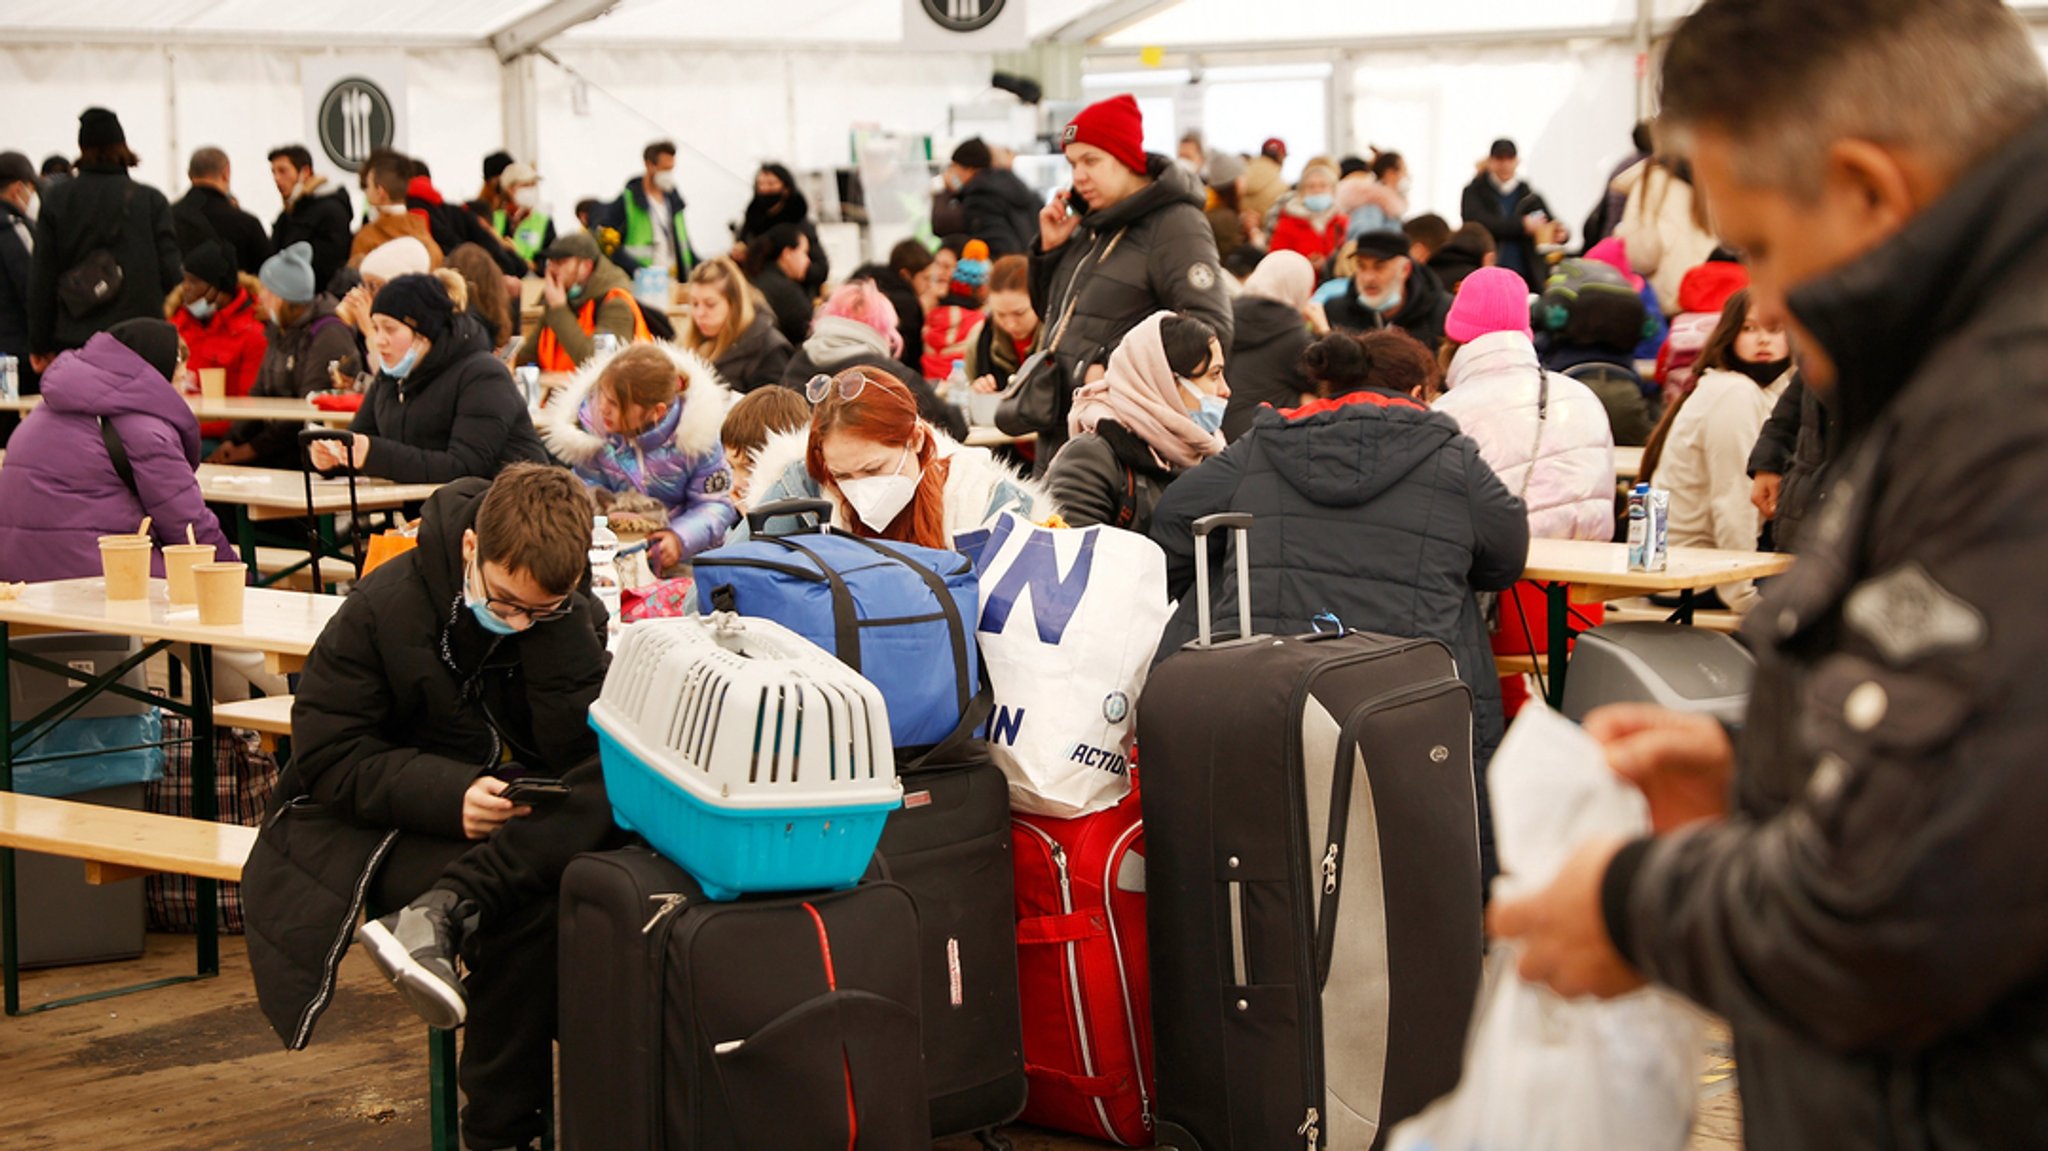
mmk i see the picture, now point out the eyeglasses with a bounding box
[806,371,873,405]
[473,557,575,624]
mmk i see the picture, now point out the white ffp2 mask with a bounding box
[838,446,920,531]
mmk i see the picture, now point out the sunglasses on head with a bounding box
[805,371,876,405]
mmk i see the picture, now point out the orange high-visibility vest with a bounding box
[536,287,652,371]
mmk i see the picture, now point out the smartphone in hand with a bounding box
[500,777,572,805]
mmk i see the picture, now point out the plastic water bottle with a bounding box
[946,359,970,420]
[589,515,622,626]
[592,332,622,357]
[0,355,17,402]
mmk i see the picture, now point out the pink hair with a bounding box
[819,280,903,358]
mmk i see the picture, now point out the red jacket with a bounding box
[1268,212,1346,268]
[171,283,268,438]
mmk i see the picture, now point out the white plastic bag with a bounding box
[964,514,1172,817]
[1388,702,1701,1151]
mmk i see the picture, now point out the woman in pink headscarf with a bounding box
[1042,310,1227,533]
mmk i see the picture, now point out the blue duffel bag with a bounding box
[693,499,983,753]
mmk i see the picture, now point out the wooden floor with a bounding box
[6,934,1743,1149]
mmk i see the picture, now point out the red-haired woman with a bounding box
[746,367,1056,548]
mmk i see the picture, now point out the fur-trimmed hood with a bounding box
[538,340,732,465]
[746,424,1059,543]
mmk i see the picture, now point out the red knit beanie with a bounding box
[1061,94,1148,175]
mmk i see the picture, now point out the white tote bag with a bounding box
[962,513,1173,818]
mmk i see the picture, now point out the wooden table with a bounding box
[199,464,441,588]
[1520,538,1792,706]
[0,394,354,426]
[199,464,442,524]
[0,577,341,1014]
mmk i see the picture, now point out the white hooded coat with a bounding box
[1434,330,1617,542]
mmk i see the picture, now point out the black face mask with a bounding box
[1735,356,1791,386]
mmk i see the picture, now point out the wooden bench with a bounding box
[212,694,295,753]
[0,791,254,887]
[252,547,358,591]
[0,791,463,1149]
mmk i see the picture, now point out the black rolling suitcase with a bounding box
[1138,514,1485,1151]
[870,755,1029,1144]
[558,846,930,1151]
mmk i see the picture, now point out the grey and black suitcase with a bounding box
[869,755,1029,1144]
[1138,514,1485,1151]
[557,846,929,1151]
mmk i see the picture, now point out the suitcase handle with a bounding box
[1192,513,1255,649]
[745,498,835,535]
[298,427,363,581]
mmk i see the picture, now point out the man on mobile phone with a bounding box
[245,464,617,1151]
[1026,93,1233,474]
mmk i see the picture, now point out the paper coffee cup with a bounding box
[198,367,227,400]
[193,562,247,626]
[98,535,152,601]
[162,544,216,604]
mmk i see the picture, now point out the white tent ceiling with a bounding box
[0,0,1113,47]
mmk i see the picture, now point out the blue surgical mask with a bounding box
[186,297,216,321]
[381,344,421,379]
[1302,193,1334,214]
[464,556,524,636]
[567,283,586,306]
[1181,377,1227,435]
[1363,285,1404,315]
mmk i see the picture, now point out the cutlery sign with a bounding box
[317,77,395,173]
[921,0,1004,33]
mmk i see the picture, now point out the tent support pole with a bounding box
[1635,0,1656,120]
[501,53,539,169]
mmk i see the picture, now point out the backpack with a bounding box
[1659,310,1720,397]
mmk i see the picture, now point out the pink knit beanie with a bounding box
[1444,266,1534,344]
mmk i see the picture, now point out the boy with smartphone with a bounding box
[245,463,616,1151]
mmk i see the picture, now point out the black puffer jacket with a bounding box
[271,177,354,292]
[243,479,609,1048]
[350,313,548,482]
[1745,373,1834,551]
[1027,156,1232,468]
[753,265,814,349]
[28,163,182,355]
[1324,261,1452,351]
[1043,422,1175,534]
[1602,107,2048,1151]
[172,185,271,275]
[1220,295,1312,442]
[959,168,1042,257]
[1149,390,1528,769]
[714,310,796,393]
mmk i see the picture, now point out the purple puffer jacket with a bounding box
[538,341,739,562]
[0,334,238,581]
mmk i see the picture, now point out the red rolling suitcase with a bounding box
[1011,789,1155,1146]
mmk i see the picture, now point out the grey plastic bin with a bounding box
[1559,622,1754,726]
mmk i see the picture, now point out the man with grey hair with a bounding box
[173,145,270,275]
[1491,0,2048,1146]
